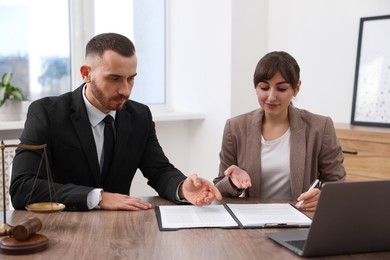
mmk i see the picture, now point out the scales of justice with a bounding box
[0,140,65,255]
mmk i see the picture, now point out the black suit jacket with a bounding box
[10,85,186,210]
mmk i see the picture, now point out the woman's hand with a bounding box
[295,188,320,211]
[224,165,252,189]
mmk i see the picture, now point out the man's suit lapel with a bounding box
[110,106,131,177]
[70,85,101,186]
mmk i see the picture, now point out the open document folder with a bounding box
[155,203,312,231]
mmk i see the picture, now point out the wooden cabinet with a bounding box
[335,123,390,181]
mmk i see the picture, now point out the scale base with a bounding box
[0,223,12,236]
[0,234,48,255]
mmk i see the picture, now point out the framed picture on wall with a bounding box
[351,14,390,127]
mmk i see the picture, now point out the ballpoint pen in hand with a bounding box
[297,179,320,207]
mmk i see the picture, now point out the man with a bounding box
[10,33,222,211]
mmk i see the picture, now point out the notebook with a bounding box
[267,180,390,257]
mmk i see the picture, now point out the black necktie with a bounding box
[101,115,115,181]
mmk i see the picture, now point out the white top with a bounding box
[260,128,292,200]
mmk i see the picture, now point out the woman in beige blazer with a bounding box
[213,51,345,211]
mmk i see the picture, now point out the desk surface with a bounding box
[0,197,389,260]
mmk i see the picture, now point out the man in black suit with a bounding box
[10,33,222,211]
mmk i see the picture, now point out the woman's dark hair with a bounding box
[85,32,135,58]
[253,51,300,90]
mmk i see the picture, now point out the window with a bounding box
[94,0,166,104]
[0,0,165,105]
[0,0,71,101]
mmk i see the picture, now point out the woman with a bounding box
[213,51,345,211]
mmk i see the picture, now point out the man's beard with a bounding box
[90,81,126,111]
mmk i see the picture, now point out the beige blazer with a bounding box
[214,105,346,199]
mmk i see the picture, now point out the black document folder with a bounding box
[155,203,312,231]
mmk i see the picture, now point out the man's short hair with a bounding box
[85,32,135,58]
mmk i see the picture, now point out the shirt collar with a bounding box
[82,84,116,127]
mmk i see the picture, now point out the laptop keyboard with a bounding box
[286,239,306,250]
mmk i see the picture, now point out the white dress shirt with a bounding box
[82,85,116,209]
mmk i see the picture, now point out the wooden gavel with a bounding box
[1,217,43,241]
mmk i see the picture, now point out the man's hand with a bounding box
[224,165,252,189]
[179,174,222,206]
[99,192,153,211]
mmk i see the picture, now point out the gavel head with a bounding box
[12,217,42,241]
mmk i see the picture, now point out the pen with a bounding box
[264,223,300,228]
[297,179,320,207]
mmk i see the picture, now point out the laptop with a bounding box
[267,180,390,257]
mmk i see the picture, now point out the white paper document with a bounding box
[158,205,238,229]
[226,203,312,227]
[156,203,312,230]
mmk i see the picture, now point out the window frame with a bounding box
[69,0,170,112]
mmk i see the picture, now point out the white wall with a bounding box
[130,0,390,196]
[131,0,233,196]
[268,0,390,122]
[231,0,268,116]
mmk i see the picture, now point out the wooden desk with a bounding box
[1,197,389,259]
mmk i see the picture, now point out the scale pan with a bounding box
[26,202,65,213]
